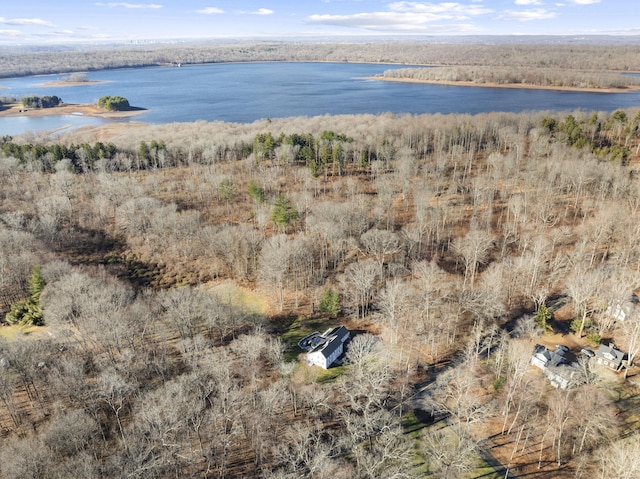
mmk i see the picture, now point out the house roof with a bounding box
[532,344,567,367]
[596,344,627,366]
[308,326,350,359]
[546,363,580,389]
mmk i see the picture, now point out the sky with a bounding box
[0,0,638,44]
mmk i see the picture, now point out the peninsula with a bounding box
[371,65,640,93]
[0,102,146,119]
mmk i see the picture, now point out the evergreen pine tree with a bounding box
[534,303,553,332]
[5,265,45,326]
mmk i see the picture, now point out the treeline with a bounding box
[4,109,637,175]
[1,140,118,172]
[0,139,170,172]
[0,130,358,175]
[542,109,640,163]
[21,95,61,109]
[379,65,640,90]
[254,130,354,176]
[2,41,640,78]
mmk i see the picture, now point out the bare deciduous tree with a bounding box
[421,425,479,479]
[259,234,291,311]
[339,259,380,319]
[596,435,640,479]
[360,228,402,277]
[451,226,494,288]
[565,265,606,337]
[375,278,411,344]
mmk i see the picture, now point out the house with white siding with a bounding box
[304,326,350,369]
[530,344,578,390]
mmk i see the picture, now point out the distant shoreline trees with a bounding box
[2,41,640,79]
[64,72,89,82]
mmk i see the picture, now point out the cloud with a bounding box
[566,0,600,3]
[515,0,542,4]
[0,17,55,27]
[53,29,75,36]
[307,2,492,31]
[236,8,275,15]
[252,8,274,15]
[196,7,225,14]
[308,13,477,31]
[388,2,492,15]
[0,29,23,37]
[498,8,556,20]
[95,2,163,8]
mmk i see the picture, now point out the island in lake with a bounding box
[38,79,109,87]
[37,72,110,88]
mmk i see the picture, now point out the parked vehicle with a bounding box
[581,348,595,358]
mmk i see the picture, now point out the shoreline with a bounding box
[0,103,147,119]
[2,60,639,82]
[366,76,640,93]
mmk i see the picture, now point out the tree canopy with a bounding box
[21,95,61,109]
[98,95,130,111]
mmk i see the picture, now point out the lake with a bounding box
[2,62,640,136]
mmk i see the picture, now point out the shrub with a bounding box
[570,316,592,335]
[493,377,506,392]
[586,332,602,346]
[247,181,266,204]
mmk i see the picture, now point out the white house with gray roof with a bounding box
[304,326,350,369]
[531,344,578,390]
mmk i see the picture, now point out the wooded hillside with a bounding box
[1,40,640,78]
[1,106,640,478]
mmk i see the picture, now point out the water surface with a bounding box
[2,62,639,135]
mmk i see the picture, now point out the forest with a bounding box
[3,36,640,478]
[1,100,640,478]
